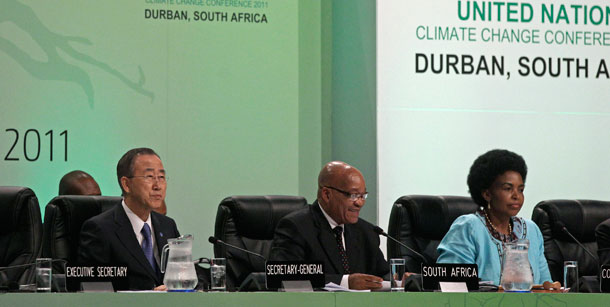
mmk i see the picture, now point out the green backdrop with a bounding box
[0,0,372,258]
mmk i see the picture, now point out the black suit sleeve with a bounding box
[270,217,343,285]
[596,220,610,266]
[172,219,180,238]
[373,235,390,280]
[269,217,307,261]
[77,219,110,264]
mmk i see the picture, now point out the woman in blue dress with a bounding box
[437,149,552,285]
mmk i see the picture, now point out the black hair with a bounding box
[59,170,94,195]
[116,147,159,195]
[467,149,527,207]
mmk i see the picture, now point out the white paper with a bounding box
[439,282,468,293]
[371,281,393,292]
[117,290,167,293]
[323,282,371,292]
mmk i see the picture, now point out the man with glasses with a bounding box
[78,147,180,290]
[270,161,389,290]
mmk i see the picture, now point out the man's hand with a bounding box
[348,273,383,290]
[154,285,167,291]
[402,272,415,282]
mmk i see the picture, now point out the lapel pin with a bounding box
[160,232,164,237]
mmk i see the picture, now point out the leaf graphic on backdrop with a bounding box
[0,0,155,108]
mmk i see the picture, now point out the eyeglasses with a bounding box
[323,186,368,201]
[128,174,168,183]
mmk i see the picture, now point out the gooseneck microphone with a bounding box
[0,259,67,271]
[555,221,599,262]
[373,226,427,263]
[208,236,267,261]
[0,259,68,292]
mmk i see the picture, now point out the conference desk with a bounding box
[0,291,607,306]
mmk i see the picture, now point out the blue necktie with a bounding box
[141,223,158,273]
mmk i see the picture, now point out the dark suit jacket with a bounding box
[77,202,180,290]
[269,201,389,284]
[596,218,610,266]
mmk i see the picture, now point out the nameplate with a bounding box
[265,261,324,290]
[421,263,479,290]
[66,264,128,292]
[600,265,610,292]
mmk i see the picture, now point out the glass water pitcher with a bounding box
[160,234,198,291]
[500,239,534,292]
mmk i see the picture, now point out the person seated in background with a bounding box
[78,148,179,290]
[58,170,101,196]
[595,218,610,266]
[270,161,389,290]
[437,149,552,285]
[155,200,167,215]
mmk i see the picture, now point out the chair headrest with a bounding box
[0,187,38,234]
[533,199,610,242]
[48,194,120,211]
[46,195,121,234]
[216,195,307,240]
[394,195,478,239]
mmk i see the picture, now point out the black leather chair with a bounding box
[214,195,308,290]
[387,195,478,273]
[42,195,120,272]
[0,186,42,287]
[532,199,610,283]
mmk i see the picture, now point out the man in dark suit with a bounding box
[78,148,179,290]
[270,161,389,290]
[58,170,101,196]
[596,218,610,266]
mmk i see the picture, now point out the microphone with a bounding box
[0,281,19,292]
[208,236,267,261]
[373,226,427,263]
[0,259,67,271]
[555,221,599,262]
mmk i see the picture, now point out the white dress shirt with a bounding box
[122,200,160,266]
[319,203,350,288]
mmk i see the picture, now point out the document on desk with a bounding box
[371,281,392,292]
[439,282,468,293]
[117,290,167,293]
[323,282,371,292]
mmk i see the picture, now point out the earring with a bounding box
[487,201,491,210]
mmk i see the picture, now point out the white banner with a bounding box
[377,0,610,252]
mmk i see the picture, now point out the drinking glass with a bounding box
[563,261,578,293]
[390,258,405,292]
[210,258,226,291]
[36,258,52,292]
